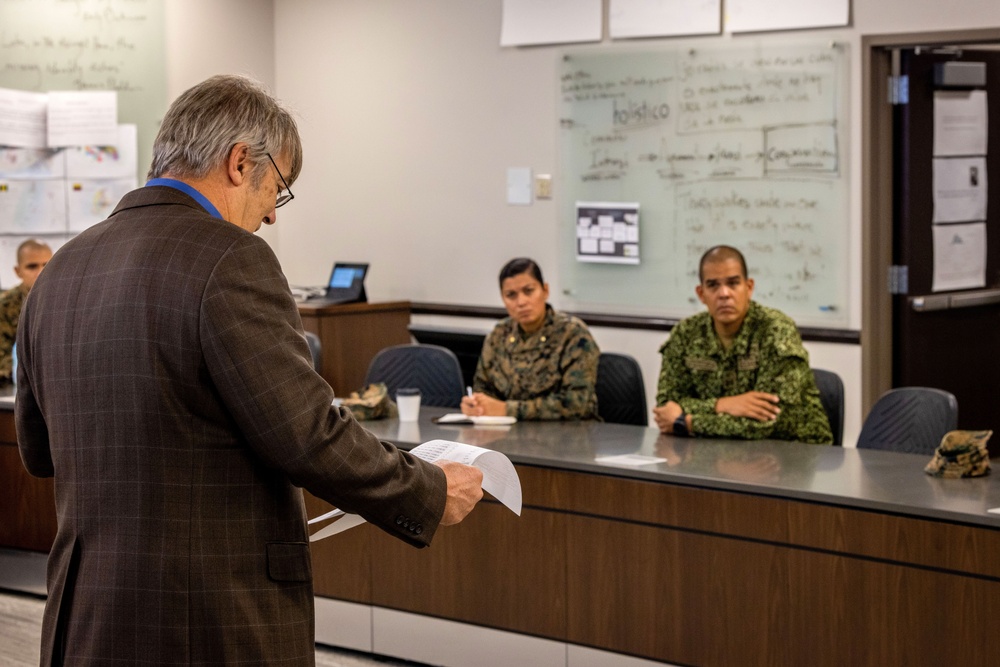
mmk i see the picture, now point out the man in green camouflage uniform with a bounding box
[472,305,599,420]
[0,240,52,382]
[653,245,832,444]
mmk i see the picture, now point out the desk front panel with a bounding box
[565,511,1000,666]
[333,463,1000,665]
[0,411,57,552]
[369,502,567,639]
[521,466,1000,579]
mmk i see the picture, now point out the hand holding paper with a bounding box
[308,440,521,542]
[436,460,484,525]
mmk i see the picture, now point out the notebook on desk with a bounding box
[303,262,369,306]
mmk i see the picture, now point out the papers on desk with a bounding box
[594,453,666,467]
[308,439,522,542]
[434,413,517,426]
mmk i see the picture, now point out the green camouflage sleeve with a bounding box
[0,297,18,381]
[690,322,832,444]
[472,329,502,396]
[655,324,717,415]
[508,325,599,421]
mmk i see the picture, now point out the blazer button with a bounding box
[395,515,404,525]
[414,525,423,535]
[402,520,411,529]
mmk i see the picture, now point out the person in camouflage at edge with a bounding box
[0,239,52,382]
[653,245,832,444]
[462,258,599,420]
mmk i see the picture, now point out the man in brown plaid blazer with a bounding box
[15,75,482,666]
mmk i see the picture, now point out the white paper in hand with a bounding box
[308,439,521,542]
[410,439,522,516]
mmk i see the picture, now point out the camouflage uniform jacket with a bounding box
[656,301,832,444]
[474,306,599,420]
[0,284,26,382]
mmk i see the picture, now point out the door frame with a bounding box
[862,28,1000,413]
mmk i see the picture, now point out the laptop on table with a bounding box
[304,262,369,306]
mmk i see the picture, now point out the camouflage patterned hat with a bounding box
[341,383,398,421]
[924,430,992,478]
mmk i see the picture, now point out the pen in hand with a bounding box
[463,386,477,416]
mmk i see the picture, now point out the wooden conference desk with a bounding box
[5,395,1000,665]
[307,408,1000,667]
[0,399,55,553]
[296,300,410,396]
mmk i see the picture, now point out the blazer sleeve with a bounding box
[200,234,447,547]
[14,296,52,478]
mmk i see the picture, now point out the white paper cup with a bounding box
[397,388,421,422]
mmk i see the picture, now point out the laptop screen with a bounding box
[324,262,369,302]
[329,265,365,289]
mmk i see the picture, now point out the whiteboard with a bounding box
[559,43,850,328]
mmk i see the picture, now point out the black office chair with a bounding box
[304,331,322,373]
[812,368,845,447]
[856,387,958,455]
[363,344,465,408]
[595,352,648,426]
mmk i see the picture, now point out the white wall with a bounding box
[161,0,1000,447]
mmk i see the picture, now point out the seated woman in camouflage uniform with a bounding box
[461,258,600,420]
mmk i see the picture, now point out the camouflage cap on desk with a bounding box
[924,430,993,478]
[342,383,398,421]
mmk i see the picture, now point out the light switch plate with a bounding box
[535,174,552,199]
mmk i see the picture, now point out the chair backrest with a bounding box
[363,344,465,408]
[408,325,487,389]
[596,352,648,426]
[812,368,845,447]
[304,331,322,372]
[856,387,958,455]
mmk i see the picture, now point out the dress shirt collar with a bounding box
[145,178,223,219]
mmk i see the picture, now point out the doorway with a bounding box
[864,28,1000,449]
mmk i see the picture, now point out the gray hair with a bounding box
[148,75,302,187]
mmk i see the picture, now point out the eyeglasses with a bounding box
[267,153,294,208]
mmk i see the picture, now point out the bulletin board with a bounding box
[0,0,165,287]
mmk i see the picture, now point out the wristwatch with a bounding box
[673,411,690,437]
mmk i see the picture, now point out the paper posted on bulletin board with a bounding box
[576,201,639,265]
